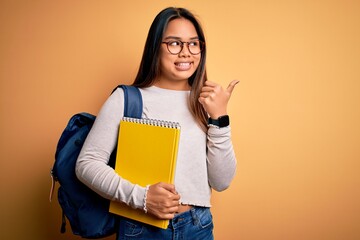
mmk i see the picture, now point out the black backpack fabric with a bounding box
[50,85,143,238]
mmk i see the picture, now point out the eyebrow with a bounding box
[164,36,199,40]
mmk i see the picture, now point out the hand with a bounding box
[145,182,180,219]
[198,80,239,119]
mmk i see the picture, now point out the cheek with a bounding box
[193,56,201,69]
[160,57,174,72]
[160,49,175,63]
[159,53,173,70]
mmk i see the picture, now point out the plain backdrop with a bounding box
[0,0,359,239]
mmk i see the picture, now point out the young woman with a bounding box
[76,7,238,240]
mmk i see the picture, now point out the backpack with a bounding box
[50,85,143,238]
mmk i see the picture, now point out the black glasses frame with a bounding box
[161,40,205,55]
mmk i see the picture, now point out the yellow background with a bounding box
[1,0,359,239]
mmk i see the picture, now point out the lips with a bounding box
[175,62,192,71]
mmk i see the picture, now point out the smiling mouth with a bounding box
[175,62,192,70]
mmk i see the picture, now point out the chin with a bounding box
[175,71,196,80]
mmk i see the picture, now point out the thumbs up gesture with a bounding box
[198,80,239,119]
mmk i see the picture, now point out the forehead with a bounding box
[164,18,198,39]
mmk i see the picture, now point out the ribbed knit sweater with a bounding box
[76,86,236,209]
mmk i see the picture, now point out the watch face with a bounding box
[218,115,229,127]
[208,115,230,127]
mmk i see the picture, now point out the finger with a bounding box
[162,212,176,220]
[152,209,175,220]
[165,201,180,210]
[201,86,214,93]
[199,92,212,98]
[226,80,240,94]
[203,80,217,87]
[160,183,177,194]
[171,193,181,201]
[168,205,180,213]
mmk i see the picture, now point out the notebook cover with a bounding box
[109,117,180,229]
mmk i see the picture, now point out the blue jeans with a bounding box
[116,207,214,240]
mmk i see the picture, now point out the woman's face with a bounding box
[156,18,201,90]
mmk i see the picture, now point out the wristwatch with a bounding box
[208,115,230,128]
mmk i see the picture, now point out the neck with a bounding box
[153,79,191,91]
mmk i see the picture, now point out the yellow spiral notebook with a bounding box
[109,117,181,229]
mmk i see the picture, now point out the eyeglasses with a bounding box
[162,40,204,55]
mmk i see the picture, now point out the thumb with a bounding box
[160,183,177,194]
[226,80,240,94]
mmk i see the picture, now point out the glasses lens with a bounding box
[188,40,202,54]
[167,41,182,54]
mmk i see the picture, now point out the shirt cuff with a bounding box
[129,184,146,209]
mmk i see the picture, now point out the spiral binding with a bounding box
[122,117,181,129]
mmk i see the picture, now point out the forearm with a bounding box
[206,125,237,191]
[76,151,145,208]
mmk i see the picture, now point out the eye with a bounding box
[189,41,199,47]
[168,40,181,46]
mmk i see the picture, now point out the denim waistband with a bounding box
[168,206,209,230]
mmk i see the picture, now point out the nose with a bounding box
[179,43,191,57]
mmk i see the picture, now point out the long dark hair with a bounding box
[132,7,208,130]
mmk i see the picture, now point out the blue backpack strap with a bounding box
[113,85,143,119]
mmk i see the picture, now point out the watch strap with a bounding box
[208,115,230,128]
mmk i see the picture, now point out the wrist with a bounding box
[208,115,230,128]
[209,111,227,119]
[143,185,150,213]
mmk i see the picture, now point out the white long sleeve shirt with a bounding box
[76,86,236,209]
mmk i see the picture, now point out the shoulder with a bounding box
[95,87,125,121]
[105,87,125,106]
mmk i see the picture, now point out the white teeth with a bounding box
[176,62,190,66]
